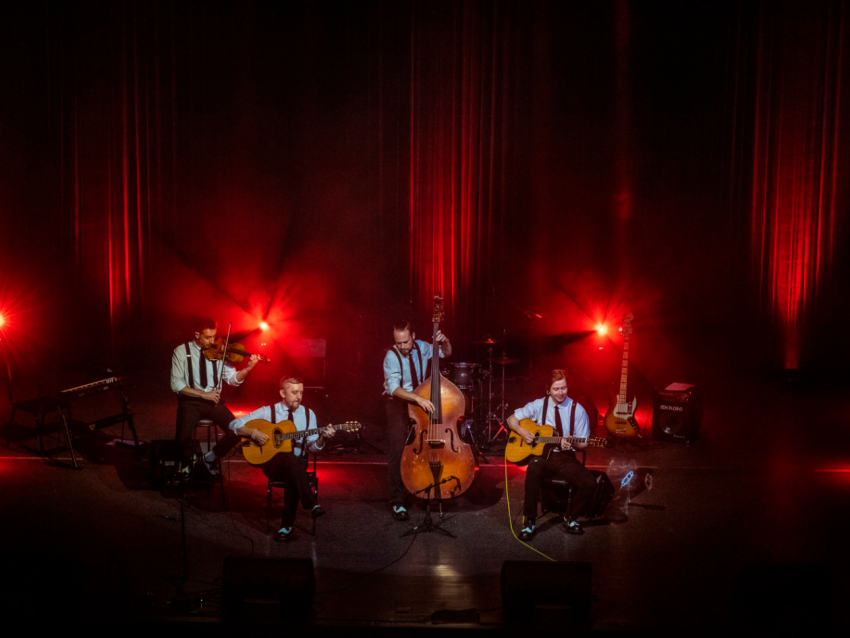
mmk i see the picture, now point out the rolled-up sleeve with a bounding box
[229,405,270,434]
[222,361,242,387]
[170,348,188,394]
[383,350,402,395]
[513,398,543,423]
[573,404,590,438]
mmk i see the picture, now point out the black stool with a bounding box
[540,449,588,527]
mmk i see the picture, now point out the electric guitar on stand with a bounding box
[604,313,640,437]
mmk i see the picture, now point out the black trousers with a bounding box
[175,397,241,465]
[524,451,598,520]
[263,453,316,528]
[386,397,412,505]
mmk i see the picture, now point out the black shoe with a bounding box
[392,504,409,521]
[311,505,325,519]
[566,520,585,536]
[274,527,294,542]
[519,520,536,541]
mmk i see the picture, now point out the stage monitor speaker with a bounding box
[501,560,591,626]
[222,557,315,626]
[732,564,835,630]
[653,383,702,443]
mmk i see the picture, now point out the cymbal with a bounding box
[493,356,520,365]
[473,338,500,345]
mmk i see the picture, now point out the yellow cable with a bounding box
[504,444,556,562]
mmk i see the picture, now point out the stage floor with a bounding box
[2,369,849,634]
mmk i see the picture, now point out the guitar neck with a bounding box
[430,320,442,422]
[281,423,350,441]
[537,436,593,445]
[619,335,630,402]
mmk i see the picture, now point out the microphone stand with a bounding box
[400,475,460,538]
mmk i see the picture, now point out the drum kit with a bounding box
[445,336,520,454]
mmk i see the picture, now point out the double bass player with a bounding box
[382,320,451,521]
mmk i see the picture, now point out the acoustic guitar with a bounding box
[240,419,361,466]
[505,418,607,465]
[604,313,639,437]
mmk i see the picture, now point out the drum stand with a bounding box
[483,341,508,444]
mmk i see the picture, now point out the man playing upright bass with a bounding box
[382,320,451,521]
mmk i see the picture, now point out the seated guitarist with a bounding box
[507,369,597,540]
[229,376,335,542]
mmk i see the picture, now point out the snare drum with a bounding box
[448,362,480,390]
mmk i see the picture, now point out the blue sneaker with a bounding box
[519,519,536,541]
[275,527,293,542]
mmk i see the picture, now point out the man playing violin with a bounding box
[382,320,451,521]
[230,376,335,541]
[507,369,597,540]
[170,316,259,477]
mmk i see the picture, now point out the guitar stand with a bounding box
[400,479,458,538]
[487,416,508,444]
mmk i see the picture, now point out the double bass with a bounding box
[400,296,476,499]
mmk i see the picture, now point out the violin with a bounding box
[204,337,271,364]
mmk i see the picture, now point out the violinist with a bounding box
[383,320,451,521]
[170,316,259,477]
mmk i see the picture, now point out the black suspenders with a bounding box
[267,403,313,454]
[390,341,424,390]
[537,396,577,437]
[184,342,218,390]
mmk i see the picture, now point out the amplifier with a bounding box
[653,383,702,443]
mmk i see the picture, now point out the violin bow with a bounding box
[216,322,233,393]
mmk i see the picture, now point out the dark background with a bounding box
[1,0,848,420]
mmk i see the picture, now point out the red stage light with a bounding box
[259,321,269,331]
[0,314,5,328]
[596,323,606,335]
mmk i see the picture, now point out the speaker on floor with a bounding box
[501,560,591,626]
[652,383,702,443]
[732,563,835,630]
[222,557,315,626]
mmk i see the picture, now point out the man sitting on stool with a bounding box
[230,376,335,542]
[171,316,259,478]
[507,369,597,540]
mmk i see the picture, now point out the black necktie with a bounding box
[199,352,208,388]
[554,403,564,437]
[408,352,419,389]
